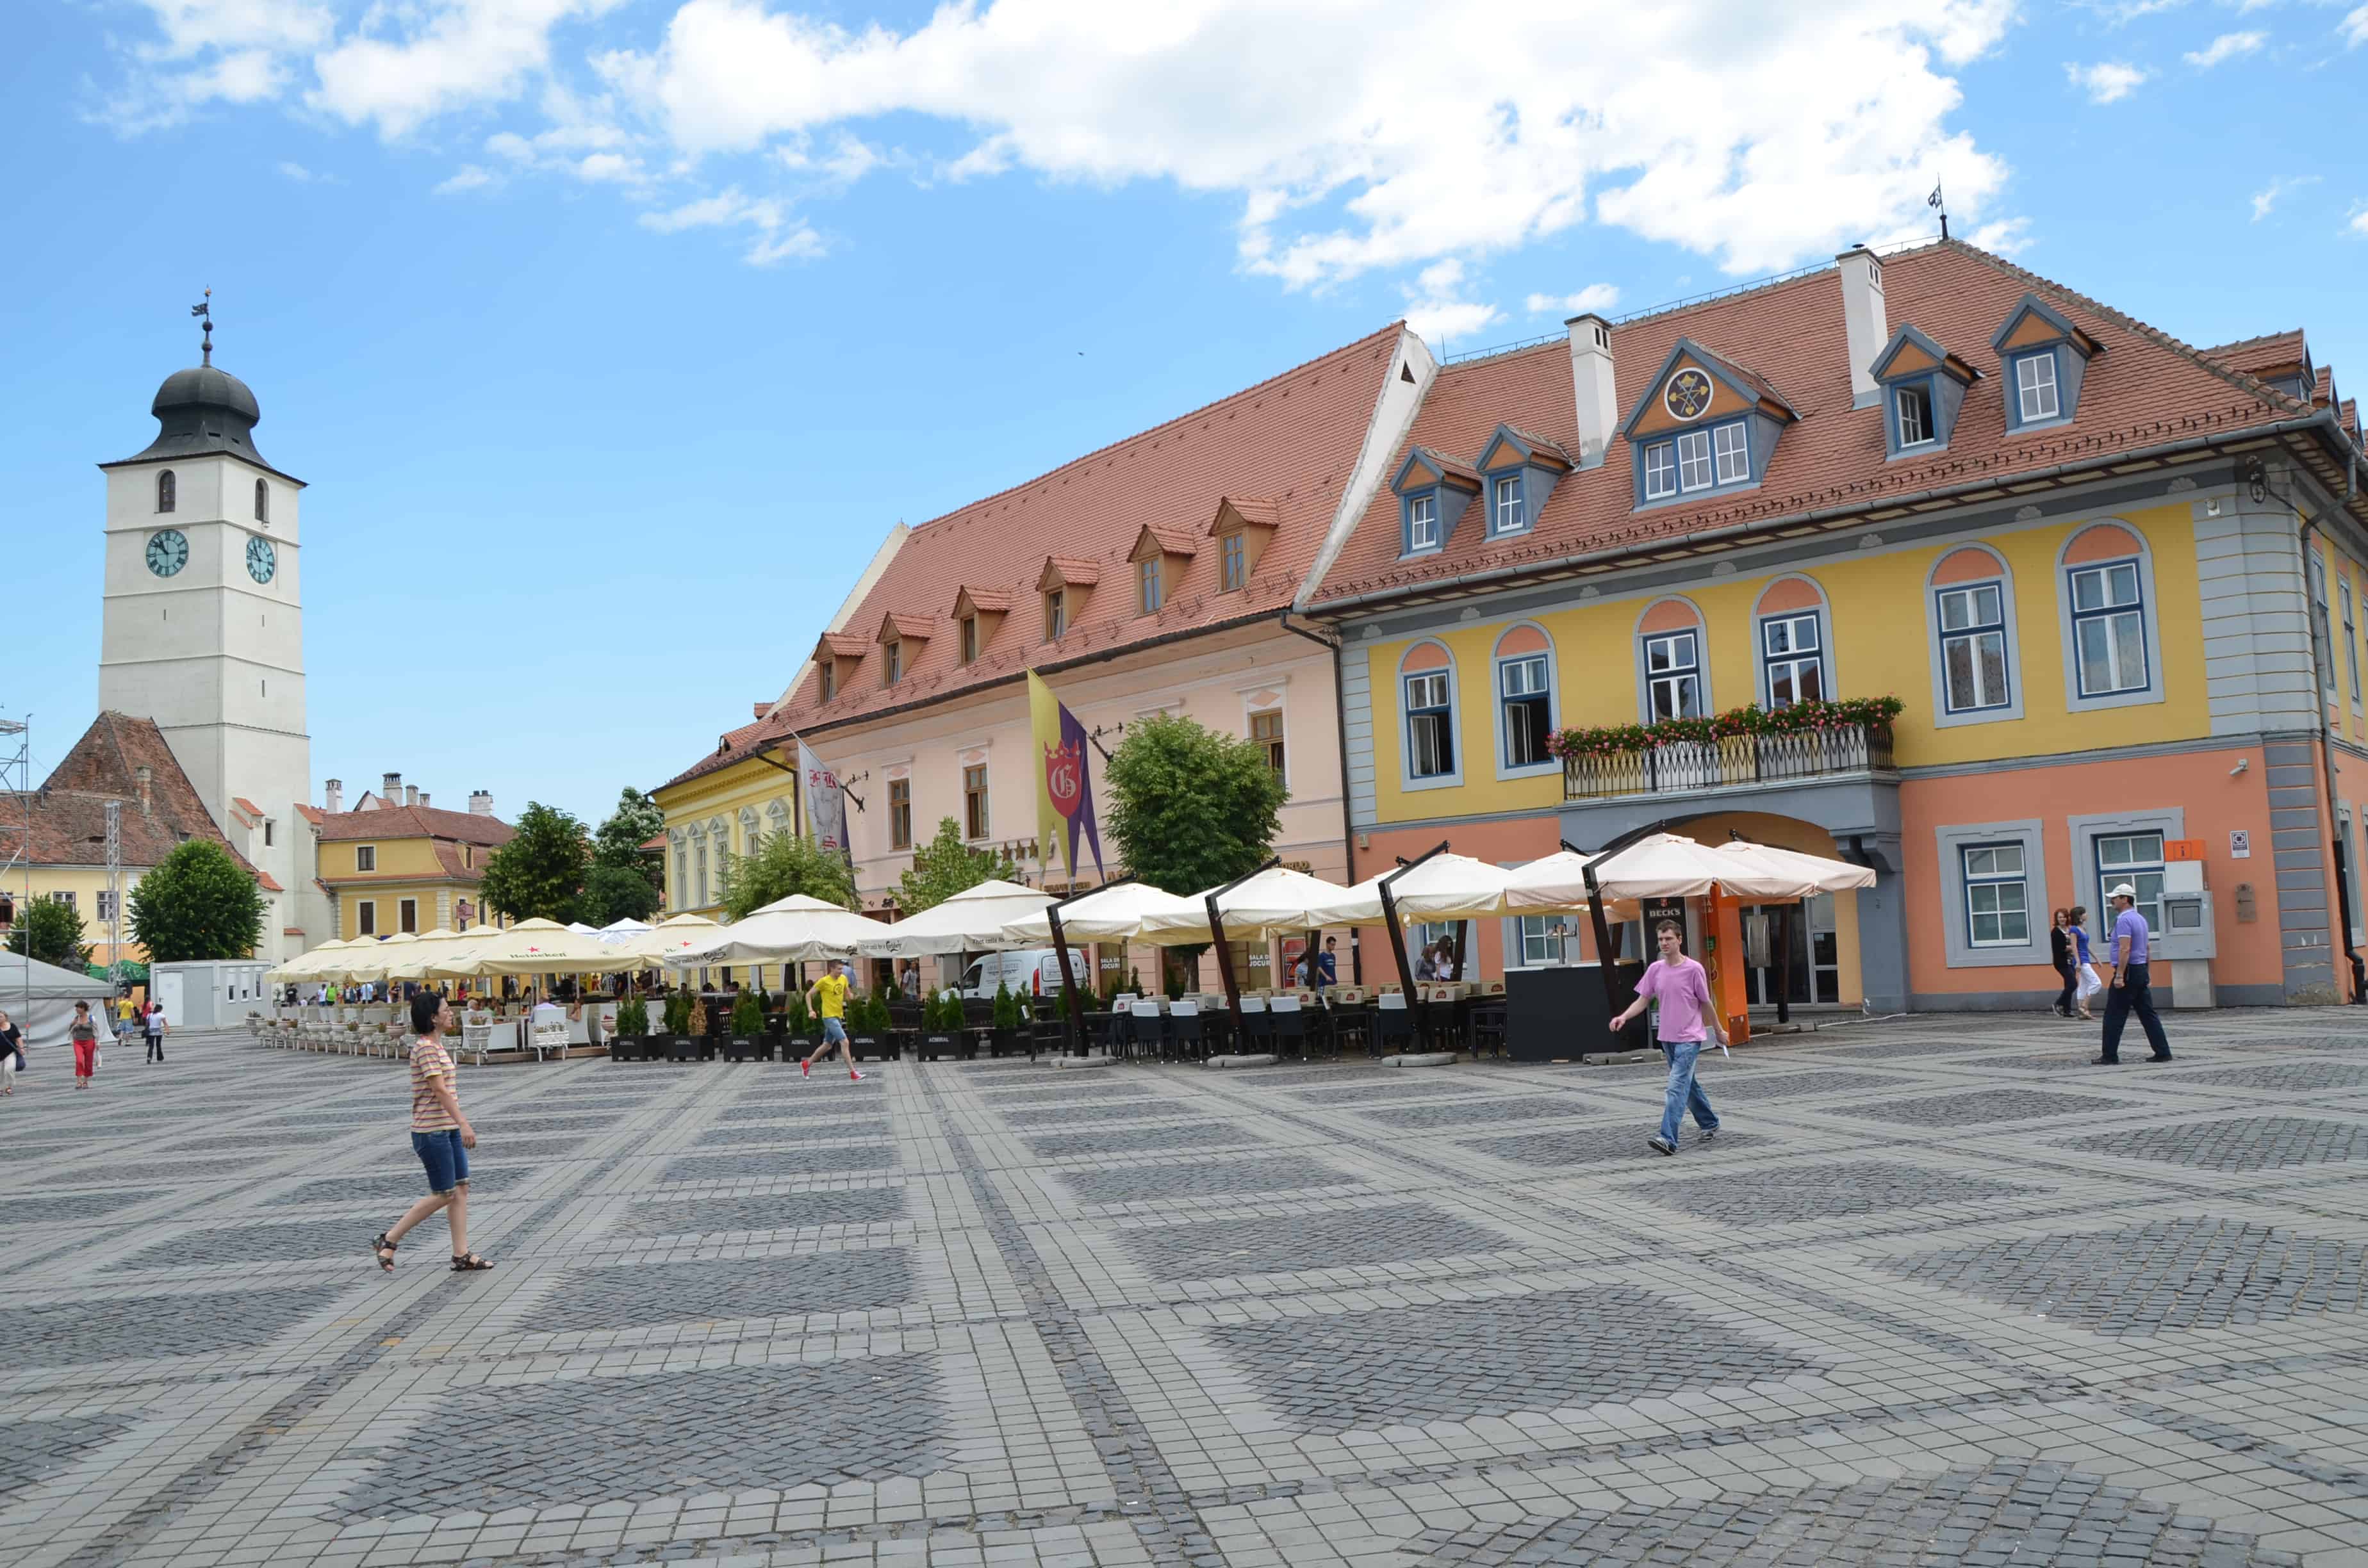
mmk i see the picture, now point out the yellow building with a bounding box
[0,712,279,968]
[307,781,513,938]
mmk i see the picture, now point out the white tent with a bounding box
[1578,833,1802,902]
[1303,853,1515,926]
[1711,840,1877,895]
[664,895,885,967]
[595,918,655,944]
[1001,881,1200,944]
[448,918,635,977]
[1135,865,1353,945]
[0,949,113,1049]
[856,879,1051,957]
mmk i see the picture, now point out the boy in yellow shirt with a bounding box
[802,958,864,1081]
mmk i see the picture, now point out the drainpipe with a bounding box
[1279,610,1365,984]
[2298,519,2366,1003]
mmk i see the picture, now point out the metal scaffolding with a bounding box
[1,714,30,1022]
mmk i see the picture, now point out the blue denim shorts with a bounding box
[822,1017,848,1044]
[412,1128,470,1194]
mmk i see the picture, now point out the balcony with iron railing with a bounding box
[1556,701,1902,805]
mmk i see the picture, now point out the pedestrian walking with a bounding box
[370,992,492,1273]
[0,1008,23,1096]
[2050,908,2077,1017]
[1609,919,1727,1156]
[69,1000,100,1088]
[143,999,169,1063]
[2094,883,2173,1065]
[801,958,864,1081]
[115,993,137,1048]
[2067,906,2101,1021]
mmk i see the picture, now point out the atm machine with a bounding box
[2155,856,2216,1009]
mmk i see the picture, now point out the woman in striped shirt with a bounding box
[371,993,491,1273]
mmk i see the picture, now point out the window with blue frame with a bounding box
[1643,420,1749,500]
[1761,614,1824,708]
[1492,474,1525,535]
[1407,493,1440,552]
[1895,384,1934,447]
[1643,443,1678,500]
[2347,580,2362,703]
[2014,351,2060,423]
[1404,670,1456,778]
[1499,653,1550,767]
[1960,843,2030,946]
[1643,631,1702,720]
[2068,559,2148,696]
[1713,422,1748,483]
[1937,582,2011,712]
[2095,831,2165,935]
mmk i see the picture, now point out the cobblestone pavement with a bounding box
[9,1011,2368,1567]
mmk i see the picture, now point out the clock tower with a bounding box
[97,310,316,960]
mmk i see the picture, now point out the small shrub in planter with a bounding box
[730,990,765,1036]
[848,992,884,1061]
[991,981,1020,1056]
[614,997,650,1060]
[919,989,958,1061]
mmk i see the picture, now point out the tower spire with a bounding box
[190,288,213,366]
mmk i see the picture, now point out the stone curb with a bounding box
[1382,1052,1458,1068]
[1203,1054,1278,1070]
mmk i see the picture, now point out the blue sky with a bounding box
[4,0,2364,830]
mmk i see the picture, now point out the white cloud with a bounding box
[1524,284,1622,317]
[2351,206,2368,238]
[2185,30,2265,65]
[432,163,498,194]
[1968,215,2034,255]
[2342,4,2368,47]
[1399,259,1503,347]
[2251,174,2317,220]
[2066,60,2150,101]
[104,1,2022,283]
[2075,0,2186,21]
[277,158,331,181]
[638,185,822,264]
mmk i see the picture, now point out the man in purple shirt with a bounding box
[1611,920,1729,1155]
[2095,882,2172,1064]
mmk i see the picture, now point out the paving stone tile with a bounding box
[0,1189,169,1225]
[1355,1095,1604,1130]
[1829,1088,2138,1127]
[540,1248,912,1333]
[1001,1100,1185,1128]
[693,1117,891,1147]
[1025,1121,1268,1158]
[1683,1068,1903,1103]
[1059,1156,1358,1205]
[661,1146,896,1182]
[1461,1125,1770,1168]
[1624,1159,2047,1225]
[0,1414,137,1501]
[106,1213,401,1270]
[267,1164,542,1207]
[0,1286,340,1369]
[2062,1114,2368,1172]
[1119,1202,1507,1282]
[616,1188,907,1237]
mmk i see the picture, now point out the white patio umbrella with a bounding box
[1302,853,1515,926]
[379,926,501,982]
[338,931,420,979]
[1136,865,1355,945]
[594,918,655,944]
[608,913,720,963]
[448,918,635,977]
[663,895,885,967]
[1579,833,1801,902]
[565,921,598,935]
[1711,840,1877,894]
[1501,851,1638,919]
[856,879,1051,957]
[1000,881,1200,944]
[271,937,365,981]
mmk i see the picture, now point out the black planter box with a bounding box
[611,1036,649,1063]
[920,1032,958,1062]
[723,1036,755,1063]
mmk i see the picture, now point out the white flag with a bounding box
[800,740,851,863]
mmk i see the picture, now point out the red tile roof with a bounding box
[295,804,325,826]
[231,796,263,820]
[313,803,514,848]
[2203,330,2308,379]
[661,321,1410,790]
[878,611,937,642]
[0,712,266,882]
[1314,241,2312,607]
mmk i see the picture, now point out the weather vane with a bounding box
[191,287,213,366]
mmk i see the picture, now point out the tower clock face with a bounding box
[246,535,277,584]
[1664,368,1713,420]
[145,529,190,577]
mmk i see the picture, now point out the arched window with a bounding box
[1397,641,1461,788]
[1492,623,1558,776]
[1925,545,2021,726]
[1751,576,1831,710]
[157,471,176,513]
[254,478,269,523]
[2055,521,2164,712]
[1634,598,1709,721]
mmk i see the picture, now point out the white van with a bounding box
[958,949,1091,1000]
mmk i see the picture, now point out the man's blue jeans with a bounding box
[1659,1039,1720,1146]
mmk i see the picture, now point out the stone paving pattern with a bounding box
[7,1009,2368,1567]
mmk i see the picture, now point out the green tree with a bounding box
[477,802,591,924]
[719,829,857,919]
[580,862,662,926]
[6,897,90,969]
[591,783,667,906]
[1104,712,1288,896]
[895,816,1017,915]
[125,840,265,961]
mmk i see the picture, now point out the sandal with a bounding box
[450,1252,493,1271]
[372,1233,398,1273]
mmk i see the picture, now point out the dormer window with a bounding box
[821,661,836,701]
[1036,556,1097,639]
[1896,386,1933,446]
[1139,556,1162,614]
[1621,341,1794,510]
[2014,352,2059,423]
[1390,446,1481,557]
[1493,475,1524,534]
[1409,494,1440,550]
[884,639,903,684]
[960,616,979,664]
[1221,532,1246,591]
[1206,496,1279,591]
[1474,425,1568,539]
[1991,293,2100,432]
[1124,525,1192,616]
[1046,589,1067,640]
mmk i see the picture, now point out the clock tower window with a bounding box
[254,478,269,523]
[157,470,176,512]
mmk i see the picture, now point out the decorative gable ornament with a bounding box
[1618,338,1797,509]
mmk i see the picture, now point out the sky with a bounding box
[3,0,2364,832]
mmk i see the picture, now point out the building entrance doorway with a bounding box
[1745,895,1840,1006]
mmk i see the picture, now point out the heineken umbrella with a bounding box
[1711,840,1876,895]
[662,895,885,967]
[856,879,1050,957]
[448,918,634,977]
[380,926,501,982]
[999,881,1199,943]
[340,931,420,979]
[609,913,720,964]
[269,938,362,981]
[1135,865,1355,944]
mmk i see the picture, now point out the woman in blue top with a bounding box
[2066,905,2097,1021]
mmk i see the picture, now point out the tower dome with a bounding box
[126,361,268,466]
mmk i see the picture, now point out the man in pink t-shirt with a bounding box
[1610,920,1729,1156]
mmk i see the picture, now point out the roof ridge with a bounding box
[1939,239,2303,418]
[902,321,1405,537]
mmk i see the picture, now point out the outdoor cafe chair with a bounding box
[1374,990,1415,1056]
[1470,997,1508,1058]
[1267,995,1308,1059]
[1169,1000,1204,1061]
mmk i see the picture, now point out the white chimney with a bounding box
[1837,245,1887,409]
[1565,313,1618,470]
[469,790,494,817]
[418,792,431,809]
[324,778,343,814]
[382,771,402,801]
[404,785,419,808]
